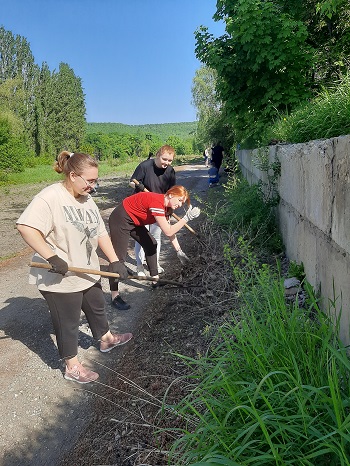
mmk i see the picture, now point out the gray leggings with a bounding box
[40,282,109,360]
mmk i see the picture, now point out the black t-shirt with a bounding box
[130,159,176,194]
[212,144,224,161]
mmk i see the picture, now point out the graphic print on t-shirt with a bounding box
[63,205,99,265]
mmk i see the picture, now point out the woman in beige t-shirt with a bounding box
[17,151,133,384]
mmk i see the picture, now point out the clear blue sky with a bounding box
[1,0,225,125]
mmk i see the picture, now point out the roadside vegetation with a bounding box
[164,171,350,465]
[0,160,139,187]
[0,154,198,188]
[265,75,350,145]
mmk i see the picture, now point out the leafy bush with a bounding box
[0,137,29,172]
[24,154,54,168]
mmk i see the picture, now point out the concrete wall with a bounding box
[237,136,350,345]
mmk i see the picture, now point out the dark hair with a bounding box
[54,151,98,177]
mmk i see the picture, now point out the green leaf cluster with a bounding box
[194,0,350,148]
[265,75,350,144]
[0,111,31,173]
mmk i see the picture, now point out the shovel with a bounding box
[29,262,185,287]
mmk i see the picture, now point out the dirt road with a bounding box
[0,164,210,466]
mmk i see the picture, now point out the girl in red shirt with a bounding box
[108,185,200,306]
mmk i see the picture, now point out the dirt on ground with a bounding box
[0,163,235,466]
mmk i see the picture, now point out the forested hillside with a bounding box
[84,121,198,161]
[87,121,197,141]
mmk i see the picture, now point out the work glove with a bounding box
[108,261,129,279]
[177,249,190,265]
[136,182,145,192]
[47,255,69,275]
[183,205,201,223]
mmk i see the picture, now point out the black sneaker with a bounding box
[111,295,130,310]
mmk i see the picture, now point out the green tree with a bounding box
[0,110,29,172]
[191,65,233,149]
[165,135,186,155]
[0,26,87,160]
[196,0,350,147]
[45,63,86,154]
[0,27,39,150]
[34,62,55,156]
[196,0,314,146]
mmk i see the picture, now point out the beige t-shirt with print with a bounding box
[17,182,108,292]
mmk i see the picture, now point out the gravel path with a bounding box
[0,164,209,466]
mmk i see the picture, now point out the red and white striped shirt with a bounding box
[122,191,166,226]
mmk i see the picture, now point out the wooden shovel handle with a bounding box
[29,262,184,287]
[131,179,199,236]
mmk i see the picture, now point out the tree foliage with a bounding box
[85,122,197,159]
[191,65,234,150]
[0,26,86,167]
[0,111,30,172]
[84,129,194,161]
[45,63,86,154]
[0,24,198,172]
[195,0,350,147]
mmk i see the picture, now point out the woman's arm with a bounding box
[169,235,181,251]
[98,234,119,262]
[17,224,55,259]
[154,215,187,239]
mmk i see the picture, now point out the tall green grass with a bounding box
[207,176,283,254]
[266,75,350,144]
[169,241,350,465]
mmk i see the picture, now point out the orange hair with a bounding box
[156,145,176,158]
[166,185,190,206]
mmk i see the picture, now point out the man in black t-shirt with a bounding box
[211,142,225,171]
[129,145,176,277]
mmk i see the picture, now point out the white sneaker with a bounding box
[137,264,146,277]
[157,266,164,274]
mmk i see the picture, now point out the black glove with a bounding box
[47,255,68,275]
[108,261,129,279]
[136,182,145,192]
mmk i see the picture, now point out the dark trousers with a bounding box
[109,204,158,291]
[212,157,223,171]
[40,282,109,360]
